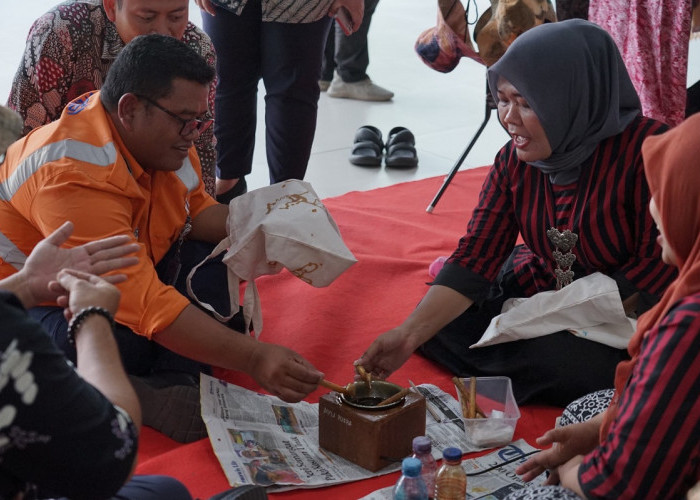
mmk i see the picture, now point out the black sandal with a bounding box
[385,126,418,169]
[349,125,384,167]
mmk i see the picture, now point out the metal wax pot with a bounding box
[340,380,405,410]
[319,381,426,471]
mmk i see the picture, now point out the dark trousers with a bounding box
[321,0,380,82]
[202,3,332,184]
[29,240,237,379]
[51,475,191,500]
[554,0,589,20]
[419,253,629,407]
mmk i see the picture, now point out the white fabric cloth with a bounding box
[472,272,636,350]
[187,180,356,336]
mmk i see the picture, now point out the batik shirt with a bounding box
[0,291,138,499]
[6,0,217,196]
[211,0,334,22]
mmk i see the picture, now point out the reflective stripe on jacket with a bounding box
[0,91,217,337]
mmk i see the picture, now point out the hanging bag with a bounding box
[186,180,357,337]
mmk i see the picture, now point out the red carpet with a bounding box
[134,167,561,499]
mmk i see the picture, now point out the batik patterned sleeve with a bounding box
[578,296,700,499]
[184,22,218,197]
[7,10,77,135]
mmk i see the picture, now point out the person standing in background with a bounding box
[589,0,693,126]
[6,0,218,196]
[195,0,364,204]
[320,0,393,102]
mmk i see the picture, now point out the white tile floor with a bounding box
[1,1,699,201]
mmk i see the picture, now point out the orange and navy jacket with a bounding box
[0,91,218,338]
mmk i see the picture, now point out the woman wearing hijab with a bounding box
[357,19,676,406]
[507,112,700,500]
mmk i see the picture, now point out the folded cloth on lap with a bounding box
[472,272,636,349]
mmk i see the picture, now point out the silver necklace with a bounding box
[546,227,578,289]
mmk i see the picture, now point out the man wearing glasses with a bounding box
[0,34,324,444]
[7,0,218,197]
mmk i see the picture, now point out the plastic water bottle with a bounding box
[411,436,437,498]
[434,447,466,500]
[393,457,428,500]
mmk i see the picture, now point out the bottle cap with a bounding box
[402,457,422,477]
[412,436,432,453]
[442,447,462,461]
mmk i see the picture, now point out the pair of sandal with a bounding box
[349,125,419,168]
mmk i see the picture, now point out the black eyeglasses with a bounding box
[136,94,213,137]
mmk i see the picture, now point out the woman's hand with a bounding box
[246,343,324,403]
[328,0,364,35]
[56,269,122,321]
[355,326,417,380]
[515,416,602,483]
[357,286,474,379]
[194,0,217,16]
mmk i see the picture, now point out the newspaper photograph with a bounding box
[200,374,494,490]
[359,439,545,499]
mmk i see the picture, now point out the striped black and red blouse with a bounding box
[578,294,700,498]
[434,115,677,313]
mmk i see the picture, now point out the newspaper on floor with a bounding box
[359,439,545,499]
[200,374,494,490]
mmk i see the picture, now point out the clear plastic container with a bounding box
[393,457,428,500]
[411,436,437,498]
[454,376,520,448]
[434,447,466,500]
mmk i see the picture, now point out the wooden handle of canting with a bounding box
[453,376,486,418]
[320,379,350,394]
[355,364,373,388]
[376,387,410,407]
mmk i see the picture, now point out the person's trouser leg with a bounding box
[28,240,223,378]
[261,16,332,183]
[321,25,336,82]
[111,475,193,500]
[418,249,629,407]
[202,3,262,182]
[334,0,379,82]
[420,320,628,407]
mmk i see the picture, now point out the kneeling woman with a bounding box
[358,20,676,406]
[510,111,700,500]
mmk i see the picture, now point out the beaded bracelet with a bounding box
[66,306,116,345]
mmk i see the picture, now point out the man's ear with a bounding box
[117,93,140,132]
[103,0,117,22]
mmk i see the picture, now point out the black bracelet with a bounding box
[66,306,115,345]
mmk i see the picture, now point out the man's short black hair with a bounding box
[101,33,215,111]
